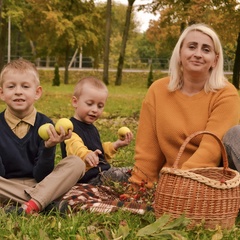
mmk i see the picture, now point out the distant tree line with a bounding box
[0,0,239,87]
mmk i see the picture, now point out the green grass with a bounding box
[0,70,239,239]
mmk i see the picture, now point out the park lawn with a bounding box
[0,70,239,239]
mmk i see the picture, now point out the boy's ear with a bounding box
[35,86,42,100]
[0,87,5,101]
[72,96,78,107]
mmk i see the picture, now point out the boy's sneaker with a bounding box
[4,204,24,215]
[43,200,69,215]
[100,167,131,184]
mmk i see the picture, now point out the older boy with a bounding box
[0,59,85,214]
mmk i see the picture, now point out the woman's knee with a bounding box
[223,125,240,144]
[223,125,240,171]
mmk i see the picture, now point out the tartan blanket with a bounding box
[61,183,153,214]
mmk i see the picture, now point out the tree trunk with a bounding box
[0,0,7,71]
[115,0,135,86]
[103,0,111,85]
[232,32,240,89]
[64,47,70,84]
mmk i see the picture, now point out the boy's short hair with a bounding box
[73,76,108,98]
[0,59,40,87]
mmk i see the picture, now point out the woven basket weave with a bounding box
[154,131,240,229]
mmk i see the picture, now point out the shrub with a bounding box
[52,63,60,86]
[147,63,153,88]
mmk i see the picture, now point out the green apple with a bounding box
[38,123,54,140]
[55,118,74,135]
[118,126,131,140]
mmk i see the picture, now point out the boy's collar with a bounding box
[4,107,37,128]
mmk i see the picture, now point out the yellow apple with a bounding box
[118,126,131,140]
[55,118,74,135]
[38,123,54,140]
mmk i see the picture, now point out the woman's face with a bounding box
[180,30,218,77]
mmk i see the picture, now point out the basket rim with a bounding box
[160,166,240,189]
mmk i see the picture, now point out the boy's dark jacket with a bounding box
[61,117,110,182]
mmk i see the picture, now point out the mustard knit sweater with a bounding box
[129,77,240,187]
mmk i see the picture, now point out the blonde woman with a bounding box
[129,23,240,188]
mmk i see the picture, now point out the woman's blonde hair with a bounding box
[0,58,40,87]
[168,23,227,92]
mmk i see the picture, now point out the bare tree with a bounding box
[103,0,111,85]
[232,32,240,89]
[0,0,7,71]
[115,0,135,86]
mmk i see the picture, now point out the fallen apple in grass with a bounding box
[55,118,74,135]
[118,126,131,140]
[38,123,54,140]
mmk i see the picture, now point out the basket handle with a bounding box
[173,131,229,170]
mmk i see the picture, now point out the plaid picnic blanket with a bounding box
[61,183,153,214]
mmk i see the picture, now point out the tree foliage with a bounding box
[22,0,105,84]
[144,0,240,87]
[0,0,27,70]
[0,0,106,83]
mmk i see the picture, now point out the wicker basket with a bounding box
[154,131,240,229]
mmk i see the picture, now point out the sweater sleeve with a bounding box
[0,157,5,177]
[102,142,117,162]
[32,143,55,182]
[182,84,240,169]
[64,132,92,162]
[129,100,166,188]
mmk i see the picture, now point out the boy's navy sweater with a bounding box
[61,117,110,182]
[0,111,55,182]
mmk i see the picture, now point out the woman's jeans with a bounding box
[223,125,240,172]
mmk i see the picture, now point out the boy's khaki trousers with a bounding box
[0,155,85,209]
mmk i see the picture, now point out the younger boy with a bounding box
[0,59,85,214]
[61,76,133,185]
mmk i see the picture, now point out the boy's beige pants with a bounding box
[0,155,85,209]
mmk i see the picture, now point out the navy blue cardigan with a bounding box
[0,111,55,182]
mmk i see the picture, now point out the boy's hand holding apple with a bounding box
[38,123,54,141]
[118,126,131,141]
[55,118,74,135]
[113,127,133,150]
[38,118,74,148]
